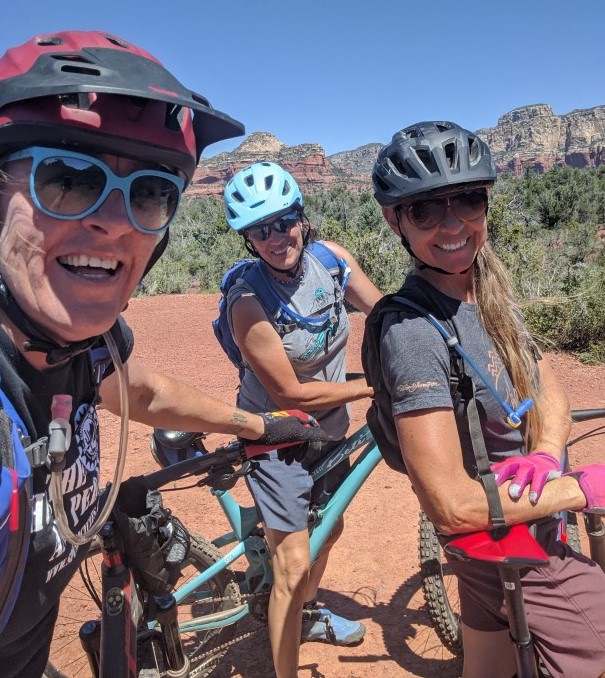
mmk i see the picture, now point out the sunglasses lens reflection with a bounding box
[406,190,487,229]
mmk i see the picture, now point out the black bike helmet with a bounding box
[372,121,496,207]
[0,30,244,184]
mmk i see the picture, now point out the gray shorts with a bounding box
[444,521,605,677]
[245,440,349,533]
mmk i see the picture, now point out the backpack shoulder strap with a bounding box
[307,241,350,290]
[235,260,299,335]
[388,293,507,533]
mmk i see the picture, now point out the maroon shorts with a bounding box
[444,521,605,677]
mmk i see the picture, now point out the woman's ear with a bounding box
[383,206,402,236]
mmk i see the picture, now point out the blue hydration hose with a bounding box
[394,297,533,428]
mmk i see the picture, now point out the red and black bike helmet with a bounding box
[0,30,244,184]
[0,31,245,363]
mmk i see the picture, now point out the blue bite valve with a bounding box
[506,398,534,428]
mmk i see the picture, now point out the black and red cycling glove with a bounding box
[240,410,327,464]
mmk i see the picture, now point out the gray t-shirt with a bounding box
[227,246,350,440]
[378,275,529,472]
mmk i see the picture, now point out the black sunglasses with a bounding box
[400,189,488,230]
[245,209,302,242]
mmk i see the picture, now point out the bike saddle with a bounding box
[151,429,207,468]
[444,523,549,568]
[154,429,205,448]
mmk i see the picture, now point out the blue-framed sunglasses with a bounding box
[245,209,302,242]
[4,146,185,234]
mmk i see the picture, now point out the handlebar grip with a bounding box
[244,440,304,459]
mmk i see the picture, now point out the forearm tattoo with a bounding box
[226,409,249,434]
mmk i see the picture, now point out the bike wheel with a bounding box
[46,539,103,678]
[418,511,463,657]
[46,535,241,678]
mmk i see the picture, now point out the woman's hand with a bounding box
[491,451,562,504]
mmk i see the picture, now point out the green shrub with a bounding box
[138,170,605,361]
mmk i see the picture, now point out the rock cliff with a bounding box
[476,104,605,173]
[188,132,368,197]
[187,104,605,197]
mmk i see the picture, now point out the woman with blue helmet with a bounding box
[224,161,382,677]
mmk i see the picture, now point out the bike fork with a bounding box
[154,594,190,677]
[498,565,539,678]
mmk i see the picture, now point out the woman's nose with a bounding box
[81,188,132,236]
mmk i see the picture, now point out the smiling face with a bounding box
[244,211,305,277]
[383,187,489,298]
[0,153,160,344]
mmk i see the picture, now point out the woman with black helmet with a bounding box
[0,31,326,678]
[363,121,605,677]
[223,161,382,678]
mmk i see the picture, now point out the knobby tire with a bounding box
[418,511,463,657]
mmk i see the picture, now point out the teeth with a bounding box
[438,239,468,252]
[60,255,118,270]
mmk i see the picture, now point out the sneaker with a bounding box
[301,606,366,646]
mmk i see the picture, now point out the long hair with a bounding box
[474,243,542,447]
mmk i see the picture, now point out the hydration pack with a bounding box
[213,241,350,378]
[0,384,33,635]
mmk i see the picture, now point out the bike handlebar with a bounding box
[143,407,605,492]
[141,439,246,491]
[571,409,605,423]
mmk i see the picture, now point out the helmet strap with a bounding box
[0,276,99,365]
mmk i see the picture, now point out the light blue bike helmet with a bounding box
[224,161,303,231]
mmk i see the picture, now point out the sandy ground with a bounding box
[51,293,605,678]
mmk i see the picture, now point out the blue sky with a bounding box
[2,1,603,158]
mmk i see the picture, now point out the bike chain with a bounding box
[185,588,270,666]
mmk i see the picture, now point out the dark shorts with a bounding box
[246,440,349,533]
[444,521,605,678]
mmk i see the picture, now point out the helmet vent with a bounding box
[231,191,244,203]
[443,141,459,170]
[416,148,438,175]
[282,179,290,195]
[389,154,407,176]
[244,174,254,187]
[60,64,102,76]
[37,36,64,47]
[265,175,274,191]
[372,173,389,191]
[104,35,130,49]
[468,137,480,164]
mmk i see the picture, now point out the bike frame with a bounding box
[168,424,378,632]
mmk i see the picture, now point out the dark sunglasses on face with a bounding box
[400,189,489,230]
[3,146,185,234]
[245,209,302,242]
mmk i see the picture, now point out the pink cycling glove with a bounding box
[563,464,605,514]
[491,451,561,504]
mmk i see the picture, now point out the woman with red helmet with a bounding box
[363,121,605,677]
[0,30,326,678]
